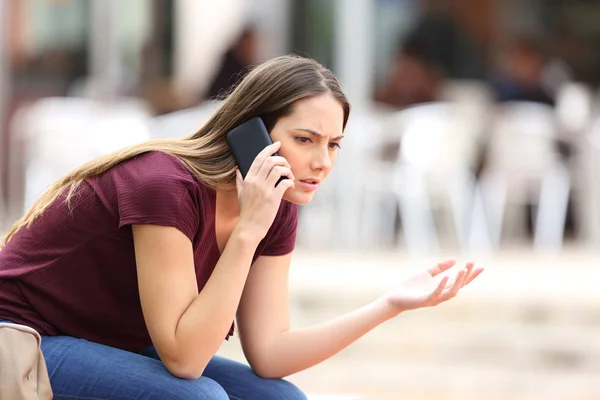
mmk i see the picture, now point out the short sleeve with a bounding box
[114,153,200,242]
[261,201,299,256]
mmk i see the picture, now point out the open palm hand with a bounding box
[384,260,484,313]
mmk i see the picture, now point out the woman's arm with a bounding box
[134,142,295,379]
[237,257,483,379]
[133,223,258,379]
[237,253,396,378]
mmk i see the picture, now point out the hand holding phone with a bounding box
[226,117,290,186]
[227,120,295,240]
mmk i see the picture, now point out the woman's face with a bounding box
[270,93,345,205]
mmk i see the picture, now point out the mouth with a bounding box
[298,178,321,192]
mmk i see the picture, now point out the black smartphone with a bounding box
[226,117,287,185]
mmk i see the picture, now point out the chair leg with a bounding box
[448,172,489,252]
[466,182,493,253]
[478,171,508,249]
[360,190,397,249]
[394,167,439,255]
[534,167,570,252]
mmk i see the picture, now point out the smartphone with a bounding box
[226,117,287,185]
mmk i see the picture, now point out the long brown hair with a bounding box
[2,55,350,246]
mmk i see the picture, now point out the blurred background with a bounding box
[1,0,600,399]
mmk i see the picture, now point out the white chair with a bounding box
[389,102,488,255]
[438,79,494,107]
[7,97,153,216]
[554,82,596,244]
[577,118,600,246]
[151,100,222,139]
[339,109,395,249]
[478,101,570,252]
[555,82,593,137]
[297,109,391,250]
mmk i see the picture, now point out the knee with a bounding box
[275,380,307,400]
[254,378,307,400]
[167,377,229,400]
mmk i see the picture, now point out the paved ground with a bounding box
[217,247,600,400]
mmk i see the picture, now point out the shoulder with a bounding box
[108,151,202,200]
[107,152,207,239]
[115,151,196,184]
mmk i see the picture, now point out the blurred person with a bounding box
[0,55,483,400]
[375,0,487,109]
[375,40,444,109]
[490,36,572,237]
[206,26,259,100]
[492,36,555,106]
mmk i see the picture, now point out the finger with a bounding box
[427,259,456,277]
[247,142,281,178]
[462,267,484,287]
[440,269,466,301]
[426,275,449,304]
[274,177,295,198]
[462,262,474,280]
[267,166,295,187]
[460,262,475,287]
[269,156,291,169]
[256,155,292,181]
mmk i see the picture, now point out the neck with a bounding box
[216,187,240,218]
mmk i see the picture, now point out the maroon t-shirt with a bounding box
[0,151,298,352]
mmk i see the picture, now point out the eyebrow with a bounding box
[295,128,344,141]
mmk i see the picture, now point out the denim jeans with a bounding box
[1,319,306,400]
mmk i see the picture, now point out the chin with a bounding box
[283,188,315,205]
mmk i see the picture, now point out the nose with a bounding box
[311,146,332,172]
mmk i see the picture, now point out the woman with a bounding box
[0,55,483,399]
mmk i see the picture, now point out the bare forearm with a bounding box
[174,229,257,374]
[256,297,398,378]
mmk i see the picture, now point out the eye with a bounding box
[295,136,312,144]
[329,142,342,150]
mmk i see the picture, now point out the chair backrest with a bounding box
[392,102,483,176]
[438,79,494,106]
[326,108,393,201]
[555,82,593,135]
[151,100,222,139]
[486,101,562,177]
[9,97,152,210]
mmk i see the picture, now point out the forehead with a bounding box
[284,94,344,135]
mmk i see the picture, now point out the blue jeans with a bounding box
[1,320,306,400]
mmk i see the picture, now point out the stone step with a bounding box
[287,293,600,371]
[291,294,600,328]
[335,325,600,370]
